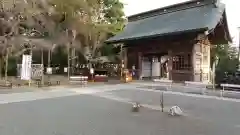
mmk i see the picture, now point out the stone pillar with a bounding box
[151,57,161,78]
[192,42,202,82]
[201,41,211,83]
[192,34,211,83]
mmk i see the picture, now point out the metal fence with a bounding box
[17,64,43,79]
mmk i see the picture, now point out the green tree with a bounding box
[0,0,43,79]
[212,44,239,83]
[77,0,125,62]
[51,0,125,62]
[0,0,126,79]
[99,0,125,61]
[212,44,239,72]
[0,0,61,81]
[103,0,126,35]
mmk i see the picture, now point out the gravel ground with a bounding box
[103,88,240,134]
[134,82,240,99]
[0,83,239,135]
[0,92,235,135]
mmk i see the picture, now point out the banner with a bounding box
[21,55,32,80]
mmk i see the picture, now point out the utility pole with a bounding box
[160,92,164,112]
[66,29,70,80]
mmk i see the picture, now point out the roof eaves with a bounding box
[222,11,232,43]
[105,28,208,44]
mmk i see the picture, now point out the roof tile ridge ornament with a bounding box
[128,0,213,22]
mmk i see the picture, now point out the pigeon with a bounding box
[168,106,183,116]
[132,102,141,112]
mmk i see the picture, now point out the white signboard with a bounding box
[132,65,135,70]
[64,67,68,73]
[46,67,52,74]
[90,68,94,74]
[21,55,32,80]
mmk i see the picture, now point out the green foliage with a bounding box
[211,44,239,84]
[51,46,68,66]
[45,0,125,60]
[212,44,239,72]
[100,43,120,56]
[5,57,17,76]
[103,0,126,35]
[0,0,126,77]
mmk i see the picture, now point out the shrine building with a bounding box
[106,0,231,83]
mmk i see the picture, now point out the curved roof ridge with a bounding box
[128,0,216,22]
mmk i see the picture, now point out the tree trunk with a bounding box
[41,49,44,85]
[48,49,51,67]
[4,48,8,82]
[67,44,70,80]
[28,45,33,87]
[0,57,2,79]
[71,47,76,75]
[47,49,51,83]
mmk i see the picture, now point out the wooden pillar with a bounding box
[138,52,142,80]
[41,49,44,85]
[123,48,128,69]
[159,56,162,79]
[168,50,173,80]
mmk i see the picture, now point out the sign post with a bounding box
[20,55,32,86]
[90,68,94,81]
[160,92,164,112]
[47,67,53,74]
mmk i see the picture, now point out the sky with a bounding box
[120,0,240,46]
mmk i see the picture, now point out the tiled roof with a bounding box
[106,0,227,43]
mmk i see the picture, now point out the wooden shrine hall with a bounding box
[106,0,231,83]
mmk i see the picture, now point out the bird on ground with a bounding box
[168,106,183,116]
[132,102,141,112]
